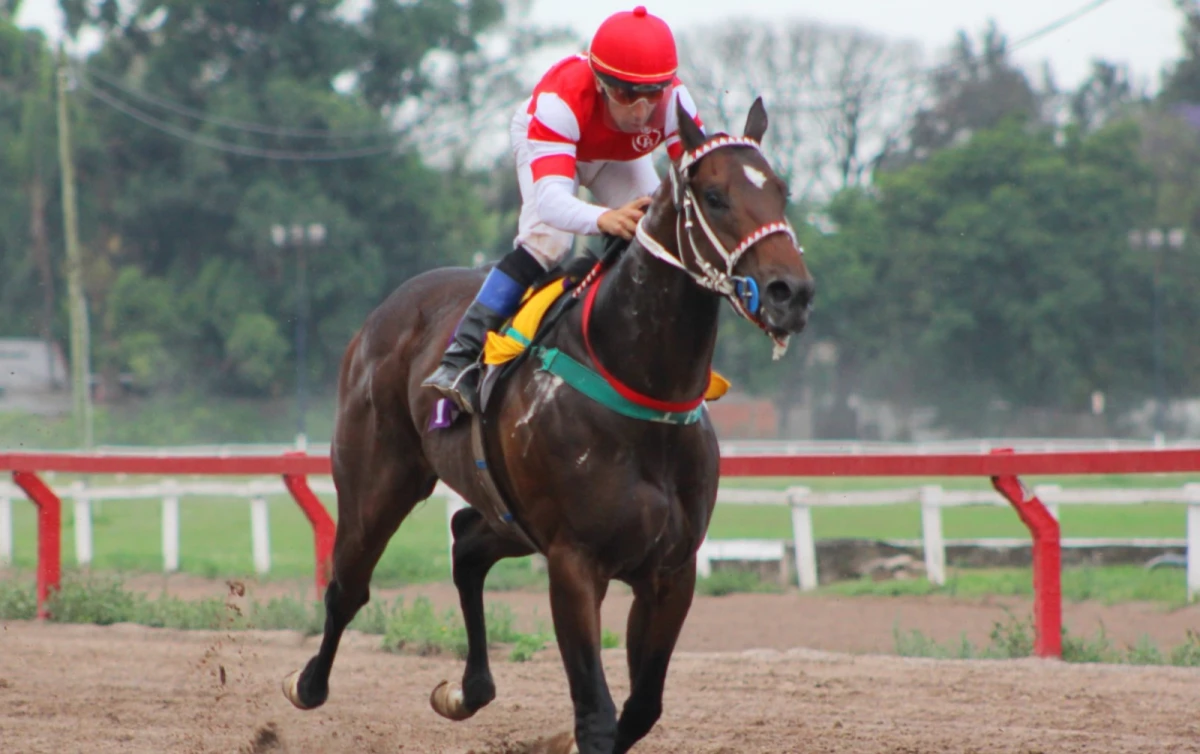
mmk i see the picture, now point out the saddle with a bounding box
[432,238,730,549]
[430,238,732,430]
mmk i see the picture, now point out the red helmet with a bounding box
[588,6,677,88]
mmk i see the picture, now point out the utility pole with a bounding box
[271,223,326,451]
[56,48,94,449]
[1129,227,1186,444]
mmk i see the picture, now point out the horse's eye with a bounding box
[703,188,728,210]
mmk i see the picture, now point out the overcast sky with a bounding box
[530,0,1184,90]
[16,0,1183,90]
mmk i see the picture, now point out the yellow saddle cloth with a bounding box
[482,278,732,401]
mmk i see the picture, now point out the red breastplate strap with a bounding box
[580,271,708,414]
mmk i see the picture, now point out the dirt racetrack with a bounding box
[3,579,1200,753]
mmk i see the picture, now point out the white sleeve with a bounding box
[534,176,607,236]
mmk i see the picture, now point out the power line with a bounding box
[78,77,402,161]
[78,72,525,162]
[1010,0,1117,52]
[688,0,1124,114]
[82,66,400,140]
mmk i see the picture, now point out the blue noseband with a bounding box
[734,277,761,316]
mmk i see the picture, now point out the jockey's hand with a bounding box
[597,196,652,240]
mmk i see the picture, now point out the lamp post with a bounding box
[1129,226,1186,443]
[271,222,327,450]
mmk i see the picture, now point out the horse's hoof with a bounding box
[282,669,321,711]
[429,679,476,721]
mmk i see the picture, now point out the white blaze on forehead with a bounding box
[743,165,768,189]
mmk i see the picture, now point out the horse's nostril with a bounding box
[765,277,815,309]
[765,280,793,305]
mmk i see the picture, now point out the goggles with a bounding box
[596,73,670,107]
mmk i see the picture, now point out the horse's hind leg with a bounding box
[613,562,696,754]
[283,459,436,710]
[430,506,535,721]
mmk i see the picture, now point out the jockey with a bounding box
[424,5,706,412]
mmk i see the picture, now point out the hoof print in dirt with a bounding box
[244,722,285,753]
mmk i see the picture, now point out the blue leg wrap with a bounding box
[474,268,527,318]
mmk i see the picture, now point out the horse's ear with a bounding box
[676,97,706,153]
[743,97,768,144]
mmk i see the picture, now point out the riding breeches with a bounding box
[509,109,660,269]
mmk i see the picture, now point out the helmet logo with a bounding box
[633,131,661,153]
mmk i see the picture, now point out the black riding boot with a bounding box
[423,246,546,413]
[423,300,508,413]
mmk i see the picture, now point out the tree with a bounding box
[1069,60,1145,134]
[405,0,578,172]
[899,23,1041,164]
[44,0,515,399]
[0,18,58,353]
[1160,0,1200,106]
[677,20,923,199]
[865,117,1156,431]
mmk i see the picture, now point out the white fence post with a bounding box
[789,486,818,591]
[0,493,11,565]
[920,485,946,586]
[445,487,468,570]
[1186,484,1200,602]
[71,481,93,567]
[162,479,180,573]
[250,497,271,575]
[1034,484,1061,522]
[696,539,713,579]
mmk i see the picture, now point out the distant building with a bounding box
[0,338,70,415]
[708,394,779,439]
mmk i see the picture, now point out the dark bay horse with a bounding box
[282,98,814,754]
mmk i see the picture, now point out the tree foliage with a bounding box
[1,0,551,400]
[4,5,1200,440]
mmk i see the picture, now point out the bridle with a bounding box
[634,136,803,359]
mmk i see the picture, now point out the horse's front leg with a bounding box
[614,560,696,754]
[430,506,535,720]
[547,544,616,754]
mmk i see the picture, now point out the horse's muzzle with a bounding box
[762,275,814,334]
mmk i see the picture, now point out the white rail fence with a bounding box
[2,479,1199,599]
[705,484,1200,600]
[8,436,1199,461]
[0,477,473,577]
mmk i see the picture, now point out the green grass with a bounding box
[7,576,1199,668]
[694,569,784,596]
[0,395,340,450]
[893,612,1200,666]
[0,575,561,660]
[817,565,1189,606]
[713,489,1193,543]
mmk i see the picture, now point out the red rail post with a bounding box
[989,451,1062,658]
[12,471,61,619]
[282,467,335,597]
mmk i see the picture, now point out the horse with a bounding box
[281,97,815,754]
